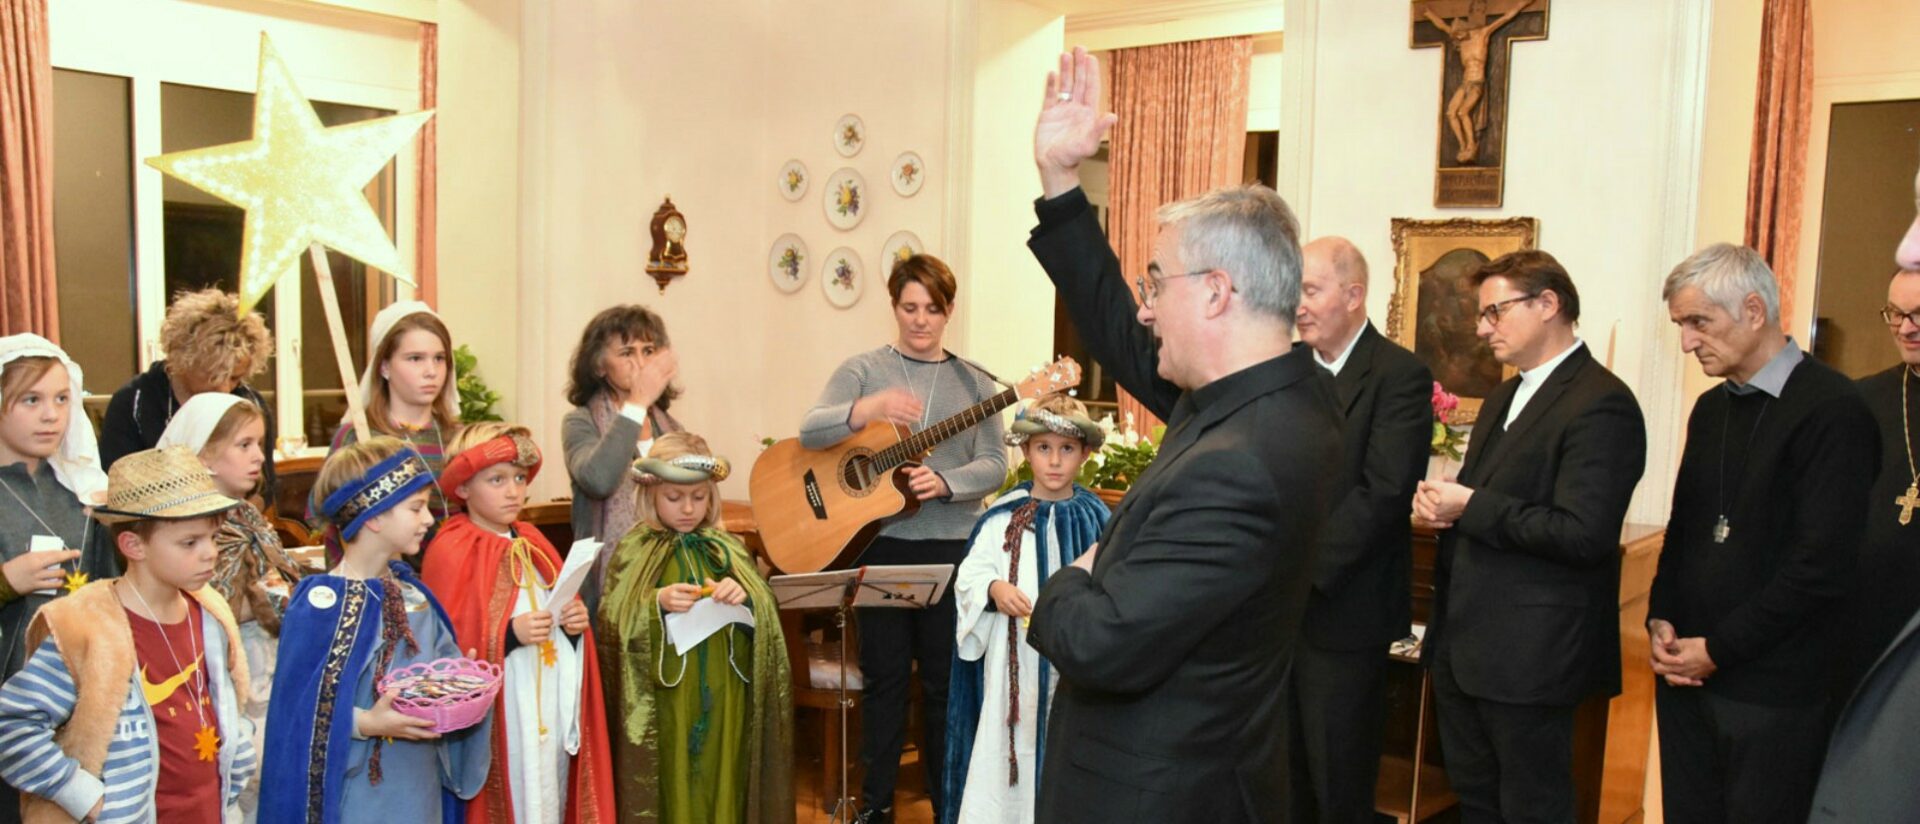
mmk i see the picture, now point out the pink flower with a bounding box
[1431,381,1459,417]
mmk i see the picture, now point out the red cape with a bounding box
[422,513,617,824]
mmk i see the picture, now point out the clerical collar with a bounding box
[1518,338,1584,386]
[1725,337,1803,398]
[1313,323,1367,376]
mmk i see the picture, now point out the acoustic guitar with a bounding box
[750,356,1082,574]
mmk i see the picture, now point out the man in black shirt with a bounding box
[1651,243,1876,824]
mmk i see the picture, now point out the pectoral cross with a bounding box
[1898,484,1920,526]
[1410,0,1550,207]
[1712,515,1731,544]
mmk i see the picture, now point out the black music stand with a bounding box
[772,564,953,823]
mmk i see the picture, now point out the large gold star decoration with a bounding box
[145,33,434,313]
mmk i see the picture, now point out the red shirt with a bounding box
[125,604,222,824]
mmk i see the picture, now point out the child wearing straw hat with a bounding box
[0,446,256,824]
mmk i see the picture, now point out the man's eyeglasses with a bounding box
[1135,269,1214,309]
[1477,294,1538,327]
[1881,304,1920,328]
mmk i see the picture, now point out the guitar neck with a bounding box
[876,388,1019,470]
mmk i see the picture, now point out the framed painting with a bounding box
[1385,216,1539,423]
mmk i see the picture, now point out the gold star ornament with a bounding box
[194,724,221,762]
[145,33,434,314]
[61,570,88,595]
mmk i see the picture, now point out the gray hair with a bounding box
[1155,184,1303,322]
[1662,243,1780,326]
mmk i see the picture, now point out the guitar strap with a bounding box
[947,355,989,405]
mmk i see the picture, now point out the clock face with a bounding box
[664,215,686,241]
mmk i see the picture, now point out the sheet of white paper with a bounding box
[29,534,62,595]
[664,597,756,655]
[547,538,602,620]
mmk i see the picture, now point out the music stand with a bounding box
[772,564,953,824]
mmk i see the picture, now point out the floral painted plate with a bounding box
[880,230,924,275]
[768,233,809,294]
[777,160,808,202]
[821,246,864,309]
[891,151,925,197]
[833,113,866,157]
[822,167,867,231]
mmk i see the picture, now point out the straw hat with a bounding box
[93,447,242,524]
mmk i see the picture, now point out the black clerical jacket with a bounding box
[1423,344,1647,707]
[1024,189,1344,824]
[1301,324,1432,652]
[1837,364,1920,701]
[1650,356,1876,706]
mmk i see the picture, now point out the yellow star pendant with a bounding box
[194,725,220,762]
[144,33,433,314]
[540,640,557,668]
[62,571,88,594]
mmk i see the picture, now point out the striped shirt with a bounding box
[0,630,255,822]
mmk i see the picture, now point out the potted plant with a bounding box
[1429,381,1468,480]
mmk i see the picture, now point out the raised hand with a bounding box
[1035,47,1119,199]
[630,347,679,410]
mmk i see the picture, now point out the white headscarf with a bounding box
[0,334,109,503]
[350,301,461,426]
[157,393,249,454]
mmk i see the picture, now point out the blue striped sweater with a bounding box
[0,616,255,822]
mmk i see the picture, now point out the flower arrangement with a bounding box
[778,246,804,280]
[840,124,862,151]
[833,257,855,289]
[834,179,861,217]
[896,160,919,187]
[784,169,805,193]
[1430,381,1467,459]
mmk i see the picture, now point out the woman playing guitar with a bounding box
[798,254,1008,824]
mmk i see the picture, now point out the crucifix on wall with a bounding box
[1411,0,1550,208]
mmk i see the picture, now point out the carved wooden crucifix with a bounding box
[1411,0,1550,207]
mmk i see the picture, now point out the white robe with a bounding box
[501,552,585,824]
[951,490,1058,824]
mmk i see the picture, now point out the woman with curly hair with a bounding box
[99,288,279,499]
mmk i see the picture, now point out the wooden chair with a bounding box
[268,513,314,550]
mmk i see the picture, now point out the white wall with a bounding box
[1288,0,1711,525]
[514,0,961,500]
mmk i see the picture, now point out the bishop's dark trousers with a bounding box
[1288,642,1391,824]
[1432,655,1577,824]
[1655,681,1829,824]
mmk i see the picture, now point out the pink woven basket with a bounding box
[376,657,503,734]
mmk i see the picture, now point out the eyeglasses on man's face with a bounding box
[1477,293,1538,328]
[1880,304,1920,329]
[1135,268,1214,309]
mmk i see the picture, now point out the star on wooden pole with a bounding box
[145,33,435,440]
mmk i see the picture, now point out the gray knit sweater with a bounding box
[799,346,1009,541]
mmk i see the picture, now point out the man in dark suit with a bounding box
[1413,250,1647,823]
[1021,48,1344,824]
[1289,236,1433,824]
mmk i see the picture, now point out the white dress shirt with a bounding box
[1313,324,1367,376]
[1504,338,1585,429]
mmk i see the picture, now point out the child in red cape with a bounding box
[422,423,615,824]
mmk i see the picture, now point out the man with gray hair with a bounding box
[1649,242,1876,823]
[1018,47,1343,823]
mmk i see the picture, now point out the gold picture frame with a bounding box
[1386,216,1539,423]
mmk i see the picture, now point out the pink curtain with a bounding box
[1745,0,1812,331]
[416,22,438,307]
[1104,37,1253,434]
[0,0,58,339]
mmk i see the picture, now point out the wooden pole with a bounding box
[309,243,371,442]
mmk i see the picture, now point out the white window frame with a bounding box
[49,0,422,454]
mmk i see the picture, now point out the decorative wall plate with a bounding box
[768,233,809,294]
[833,113,866,157]
[890,151,925,196]
[777,159,809,202]
[880,230,924,275]
[822,167,867,230]
[821,246,864,309]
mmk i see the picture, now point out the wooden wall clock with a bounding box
[646,196,689,293]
